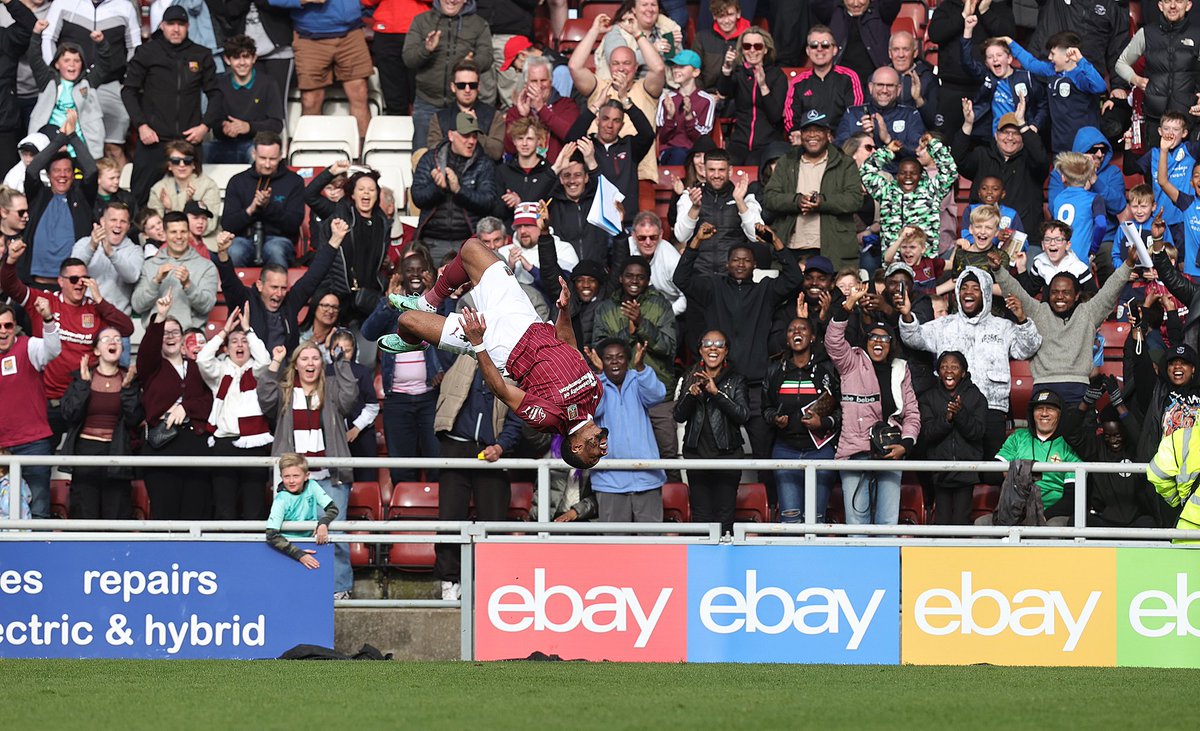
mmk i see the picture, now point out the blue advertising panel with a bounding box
[686,545,900,664]
[0,541,333,659]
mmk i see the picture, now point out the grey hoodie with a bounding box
[899,266,1042,412]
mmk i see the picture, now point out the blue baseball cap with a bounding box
[667,50,702,69]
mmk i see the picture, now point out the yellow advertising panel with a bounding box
[901,547,1117,666]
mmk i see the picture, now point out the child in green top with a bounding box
[859,132,958,258]
[265,453,338,569]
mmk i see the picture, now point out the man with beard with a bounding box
[899,266,1041,465]
[626,211,685,317]
[546,144,608,266]
[496,201,578,289]
[674,148,766,275]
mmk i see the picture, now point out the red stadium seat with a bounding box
[349,536,373,567]
[891,16,918,39]
[1099,320,1130,359]
[898,483,926,525]
[386,482,440,571]
[349,481,382,522]
[508,482,534,521]
[388,482,440,519]
[235,267,262,287]
[581,2,621,23]
[1009,359,1034,422]
[662,482,691,523]
[559,18,590,53]
[735,482,769,523]
[895,1,927,34]
[827,485,845,524]
[205,304,230,340]
[731,166,758,184]
[131,479,150,520]
[50,479,70,519]
[971,483,1000,523]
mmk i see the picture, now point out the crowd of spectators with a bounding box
[2,0,1200,595]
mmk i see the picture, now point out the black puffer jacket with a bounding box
[121,30,222,138]
[917,374,987,489]
[0,0,34,133]
[674,365,750,455]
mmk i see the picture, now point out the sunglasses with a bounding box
[742,42,765,51]
[868,333,893,343]
[8,209,27,216]
[62,275,86,284]
[635,234,658,241]
[453,81,479,90]
[98,335,121,344]
[701,339,727,348]
[863,144,877,152]
[169,157,195,166]
[0,322,14,330]
[1088,145,1106,155]
[808,41,834,49]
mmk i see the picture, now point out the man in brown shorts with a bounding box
[284,0,374,137]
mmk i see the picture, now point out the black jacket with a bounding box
[410,140,499,239]
[494,157,558,221]
[926,0,1016,87]
[716,63,788,154]
[209,0,293,51]
[221,165,306,240]
[305,167,392,302]
[0,0,34,132]
[566,103,655,226]
[20,130,98,283]
[537,231,628,348]
[1062,403,1158,527]
[917,376,987,489]
[674,364,750,454]
[474,0,538,36]
[59,369,144,480]
[762,353,842,451]
[547,171,609,266]
[951,124,1049,245]
[121,30,222,138]
[674,245,805,384]
[1029,0,1130,90]
[215,242,338,355]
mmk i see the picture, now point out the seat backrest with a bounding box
[735,482,769,523]
[388,482,440,519]
[350,481,382,522]
[662,482,690,523]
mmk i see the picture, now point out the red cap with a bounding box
[500,36,534,72]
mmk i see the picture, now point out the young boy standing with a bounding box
[860,133,958,258]
[656,51,716,165]
[1113,184,1172,271]
[1002,32,1106,154]
[1155,132,1200,280]
[93,157,139,225]
[265,453,338,571]
[1050,151,1108,263]
[1020,220,1097,297]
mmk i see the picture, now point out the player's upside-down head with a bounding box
[561,420,609,469]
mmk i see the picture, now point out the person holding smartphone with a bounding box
[917,351,987,525]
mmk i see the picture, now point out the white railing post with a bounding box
[536,461,551,523]
[7,459,21,520]
[803,463,817,527]
[1075,467,1088,531]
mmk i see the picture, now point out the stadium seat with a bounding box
[131,479,150,520]
[581,2,620,23]
[559,18,590,53]
[50,479,69,519]
[1099,320,1130,359]
[288,115,361,167]
[349,536,373,567]
[120,162,132,190]
[508,482,534,521]
[204,304,230,339]
[732,166,758,184]
[971,483,1000,523]
[387,534,437,571]
[895,1,927,33]
[1009,359,1034,422]
[364,115,414,156]
[234,267,262,288]
[735,482,769,523]
[898,483,926,525]
[349,481,383,522]
[662,482,691,522]
[205,164,245,203]
[388,481,440,519]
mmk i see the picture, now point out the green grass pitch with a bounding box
[2,660,1193,729]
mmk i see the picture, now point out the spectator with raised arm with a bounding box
[27,21,110,160]
[0,0,38,172]
[716,26,787,166]
[196,303,274,520]
[1001,31,1106,154]
[567,12,666,211]
[810,0,901,85]
[674,148,764,275]
[0,298,59,519]
[927,0,1015,134]
[860,132,957,258]
[959,13,1047,138]
[826,281,920,526]
[20,119,96,285]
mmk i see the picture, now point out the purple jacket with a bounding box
[824,316,920,460]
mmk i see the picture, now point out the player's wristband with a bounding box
[472,343,487,354]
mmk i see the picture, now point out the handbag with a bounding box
[349,268,381,316]
[145,421,178,450]
[868,421,902,458]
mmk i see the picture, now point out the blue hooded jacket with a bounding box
[1048,127,1126,242]
[269,0,363,37]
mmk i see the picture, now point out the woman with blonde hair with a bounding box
[257,338,359,599]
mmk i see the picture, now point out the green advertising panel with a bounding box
[1117,548,1200,668]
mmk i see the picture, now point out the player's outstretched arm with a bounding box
[553,275,577,350]
[462,307,526,411]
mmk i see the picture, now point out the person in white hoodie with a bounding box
[2,131,47,191]
[197,303,273,520]
[898,266,1042,467]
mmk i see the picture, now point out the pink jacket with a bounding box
[824,317,921,460]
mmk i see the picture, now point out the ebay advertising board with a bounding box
[0,542,332,659]
[474,544,900,663]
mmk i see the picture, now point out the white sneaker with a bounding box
[440,581,461,601]
[333,591,351,600]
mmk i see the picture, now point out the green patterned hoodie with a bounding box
[860,137,957,258]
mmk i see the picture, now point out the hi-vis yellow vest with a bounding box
[1148,426,1200,532]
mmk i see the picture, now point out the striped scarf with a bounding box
[291,388,326,458]
[208,368,273,448]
